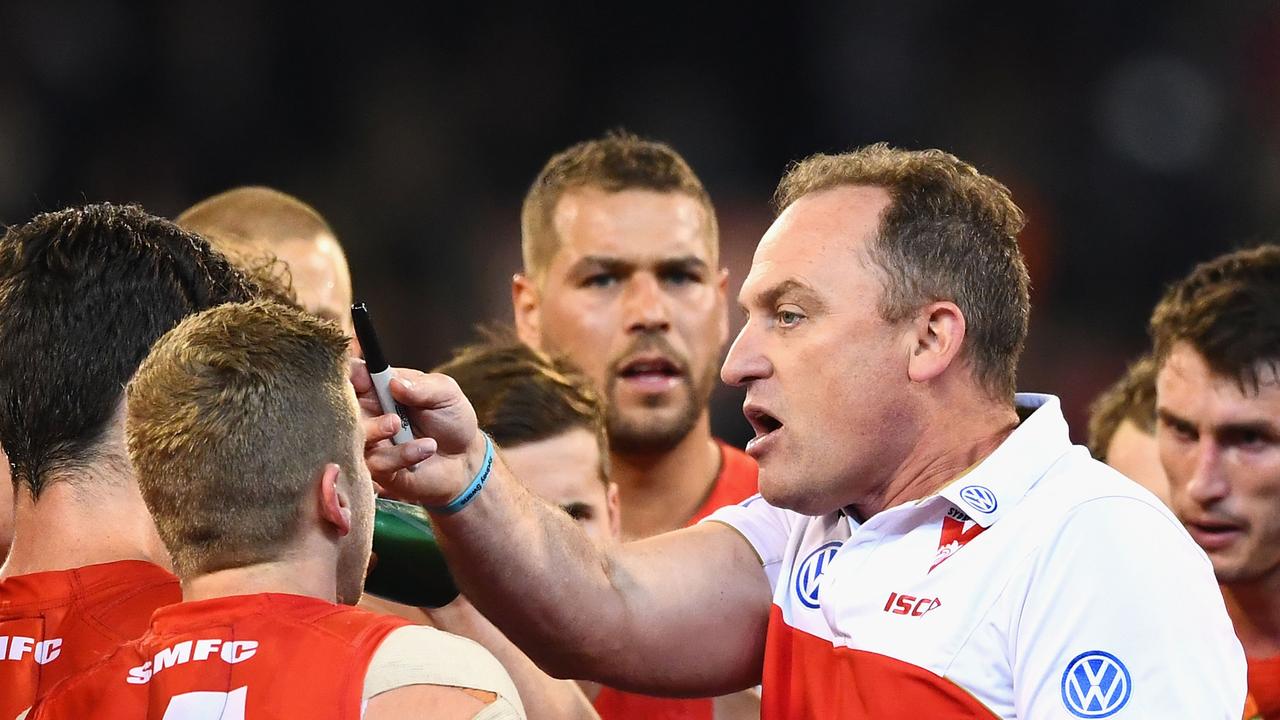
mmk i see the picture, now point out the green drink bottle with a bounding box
[365,497,459,608]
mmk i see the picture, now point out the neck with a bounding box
[611,412,721,540]
[1222,575,1280,658]
[0,470,170,579]
[852,396,1020,521]
[183,552,340,604]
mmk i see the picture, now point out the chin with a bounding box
[759,477,838,517]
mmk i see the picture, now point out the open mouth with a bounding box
[744,405,783,455]
[616,356,684,392]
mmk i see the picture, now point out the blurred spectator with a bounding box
[1087,354,1171,505]
[176,185,354,336]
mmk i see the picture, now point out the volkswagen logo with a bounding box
[1061,650,1132,718]
[959,485,998,514]
[793,542,841,610]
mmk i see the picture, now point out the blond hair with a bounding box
[1087,355,1159,460]
[521,131,716,281]
[176,186,342,304]
[126,300,355,576]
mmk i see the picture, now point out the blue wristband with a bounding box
[427,433,494,515]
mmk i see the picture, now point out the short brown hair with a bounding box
[125,300,356,577]
[1087,355,1159,460]
[1150,244,1280,393]
[521,131,717,281]
[435,336,608,485]
[775,143,1030,399]
[176,186,339,304]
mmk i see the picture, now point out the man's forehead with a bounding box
[550,187,716,264]
[1158,343,1280,415]
[738,188,888,304]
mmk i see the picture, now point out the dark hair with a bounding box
[0,203,259,497]
[1087,355,1158,461]
[775,143,1030,399]
[1150,244,1280,393]
[127,300,355,576]
[521,130,717,280]
[434,336,608,485]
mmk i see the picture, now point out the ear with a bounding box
[317,463,352,537]
[604,481,623,542]
[906,301,967,384]
[512,273,541,347]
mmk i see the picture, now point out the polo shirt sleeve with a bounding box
[1010,496,1247,719]
[702,494,797,591]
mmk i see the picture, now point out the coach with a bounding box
[360,144,1246,719]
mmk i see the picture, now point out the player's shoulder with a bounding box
[26,638,146,718]
[365,625,523,715]
[1017,446,1207,565]
[1032,447,1179,522]
[82,565,181,642]
[370,625,509,681]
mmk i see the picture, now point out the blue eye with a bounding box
[776,309,804,328]
[582,274,618,288]
[661,270,699,286]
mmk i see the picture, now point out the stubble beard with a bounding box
[606,361,717,455]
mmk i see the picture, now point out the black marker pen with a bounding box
[351,302,415,445]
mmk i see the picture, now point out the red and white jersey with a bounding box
[708,394,1246,719]
[0,560,180,719]
[25,592,524,720]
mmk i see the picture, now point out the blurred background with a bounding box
[1,0,1277,446]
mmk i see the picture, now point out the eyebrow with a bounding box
[1156,407,1192,429]
[656,256,711,275]
[568,254,710,276]
[742,278,828,314]
[560,501,595,517]
[1157,407,1280,438]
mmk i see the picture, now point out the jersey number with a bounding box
[162,687,248,719]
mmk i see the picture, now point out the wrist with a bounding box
[425,432,494,515]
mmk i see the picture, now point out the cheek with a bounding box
[675,290,724,337]
[581,517,610,544]
[544,297,617,347]
[1157,440,1197,490]
[1234,457,1280,507]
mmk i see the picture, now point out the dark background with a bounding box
[3,1,1278,446]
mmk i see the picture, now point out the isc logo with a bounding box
[882,591,942,617]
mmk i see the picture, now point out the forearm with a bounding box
[427,597,600,720]
[429,452,772,695]
[429,453,632,677]
[358,369,771,696]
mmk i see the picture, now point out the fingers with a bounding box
[350,358,388,418]
[349,356,373,392]
[362,413,401,449]
[387,371,463,410]
[365,437,438,479]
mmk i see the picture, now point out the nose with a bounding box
[1184,440,1231,506]
[721,321,771,387]
[624,273,671,334]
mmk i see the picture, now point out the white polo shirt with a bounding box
[708,394,1245,719]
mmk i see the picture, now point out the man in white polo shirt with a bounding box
[357,144,1246,719]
